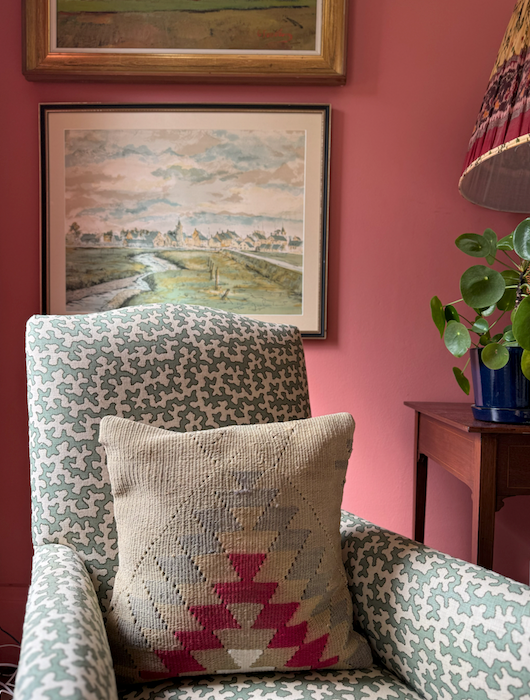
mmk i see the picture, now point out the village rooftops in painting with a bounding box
[65,222,303,254]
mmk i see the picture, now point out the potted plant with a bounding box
[431,218,530,422]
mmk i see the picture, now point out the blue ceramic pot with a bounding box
[470,346,530,423]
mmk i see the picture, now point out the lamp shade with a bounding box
[459,0,530,212]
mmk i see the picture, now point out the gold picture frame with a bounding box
[40,103,330,337]
[24,0,347,84]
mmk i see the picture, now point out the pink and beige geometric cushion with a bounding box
[99,413,372,684]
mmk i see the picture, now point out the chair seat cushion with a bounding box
[100,413,372,684]
[118,666,424,700]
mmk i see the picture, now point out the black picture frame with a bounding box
[40,103,330,337]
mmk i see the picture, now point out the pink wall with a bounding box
[1,0,529,647]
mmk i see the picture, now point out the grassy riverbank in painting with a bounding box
[66,248,146,291]
[57,1,317,50]
[66,248,302,316]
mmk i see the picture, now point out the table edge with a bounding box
[404,401,530,434]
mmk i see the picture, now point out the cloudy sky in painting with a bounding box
[64,128,306,239]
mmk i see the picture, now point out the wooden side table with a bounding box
[405,402,530,569]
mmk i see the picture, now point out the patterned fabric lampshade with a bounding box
[459,0,530,212]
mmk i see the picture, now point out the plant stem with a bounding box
[460,315,475,325]
[487,311,507,333]
[501,251,519,268]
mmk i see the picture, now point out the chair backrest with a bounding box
[25,303,310,614]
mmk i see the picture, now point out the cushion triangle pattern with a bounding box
[100,413,373,684]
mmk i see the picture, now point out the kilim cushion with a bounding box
[99,413,373,685]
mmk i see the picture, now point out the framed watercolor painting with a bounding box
[24,1,348,84]
[40,103,331,337]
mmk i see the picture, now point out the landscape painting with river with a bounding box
[63,125,305,317]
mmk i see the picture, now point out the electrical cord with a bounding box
[0,627,21,699]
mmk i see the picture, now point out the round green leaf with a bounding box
[471,317,489,334]
[513,218,530,260]
[499,270,520,310]
[501,269,520,285]
[460,266,505,307]
[483,228,497,248]
[483,229,497,264]
[513,295,530,350]
[481,342,509,370]
[503,325,515,343]
[455,233,492,258]
[430,296,445,337]
[452,367,470,395]
[477,304,496,317]
[497,233,514,251]
[497,287,517,311]
[492,333,504,342]
[444,320,471,357]
[521,349,530,380]
[479,333,491,345]
[444,305,459,322]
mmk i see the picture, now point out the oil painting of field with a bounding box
[56,0,318,51]
[63,126,305,317]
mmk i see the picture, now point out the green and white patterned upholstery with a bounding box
[25,304,310,617]
[15,544,119,700]
[17,304,530,700]
[341,513,530,700]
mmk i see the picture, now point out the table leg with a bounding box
[414,453,428,542]
[412,410,428,543]
[471,435,497,569]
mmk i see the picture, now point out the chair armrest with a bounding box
[14,543,118,700]
[340,511,530,700]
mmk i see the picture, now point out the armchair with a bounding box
[16,304,530,699]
